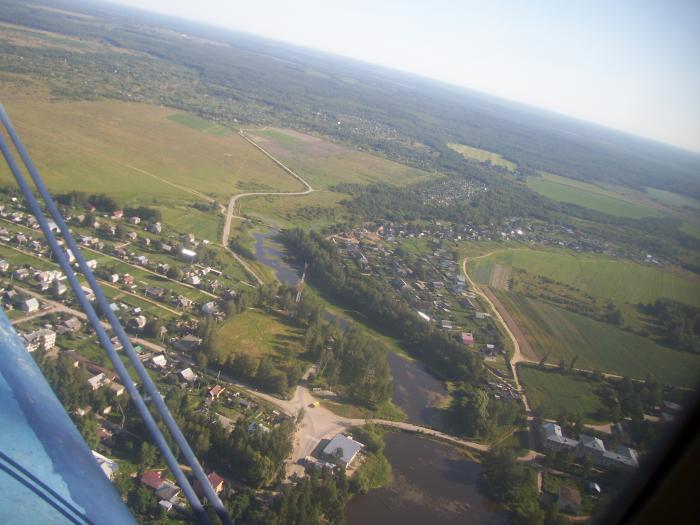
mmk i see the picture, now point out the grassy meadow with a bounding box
[527,172,663,218]
[243,190,348,229]
[518,365,607,423]
[645,187,700,211]
[213,308,305,363]
[494,290,700,386]
[447,142,517,171]
[246,127,436,189]
[470,248,700,307]
[0,96,305,203]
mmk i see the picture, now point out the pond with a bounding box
[346,432,506,525]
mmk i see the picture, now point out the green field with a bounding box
[470,248,700,307]
[681,222,700,239]
[246,127,436,189]
[518,365,606,423]
[495,290,700,386]
[0,96,305,203]
[167,112,233,136]
[213,308,304,362]
[244,190,348,228]
[447,142,517,171]
[153,202,221,241]
[527,172,663,218]
[646,187,700,211]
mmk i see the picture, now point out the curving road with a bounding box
[220,130,314,285]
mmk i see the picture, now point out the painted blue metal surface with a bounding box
[0,309,137,524]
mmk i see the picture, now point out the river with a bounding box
[253,230,503,523]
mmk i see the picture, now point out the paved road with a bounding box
[219,130,314,285]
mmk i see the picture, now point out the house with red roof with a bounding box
[194,472,226,499]
[140,470,165,491]
[460,332,475,345]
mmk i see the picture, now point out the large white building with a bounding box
[22,328,56,352]
[322,434,364,468]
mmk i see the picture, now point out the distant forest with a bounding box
[1,0,699,197]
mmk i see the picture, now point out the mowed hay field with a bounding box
[447,142,517,171]
[470,248,700,307]
[494,290,700,386]
[245,127,436,189]
[0,96,305,203]
[213,308,304,363]
[527,172,663,218]
[518,366,607,423]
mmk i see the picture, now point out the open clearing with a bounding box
[447,142,517,171]
[243,190,348,229]
[527,172,663,218]
[518,365,607,423]
[213,308,304,362]
[493,290,700,386]
[470,248,700,307]
[245,127,436,189]
[645,187,700,211]
[0,96,305,203]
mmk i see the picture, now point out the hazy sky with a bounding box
[113,0,700,152]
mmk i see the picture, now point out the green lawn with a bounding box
[470,248,700,307]
[527,172,663,218]
[519,365,606,423]
[447,142,517,171]
[246,127,437,189]
[153,202,221,241]
[495,290,700,386]
[213,308,304,362]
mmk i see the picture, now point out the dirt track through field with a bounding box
[489,263,511,290]
[481,287,539,362]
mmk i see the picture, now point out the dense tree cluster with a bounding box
[446,383,523,438]
[123,206,162,222]
[229,238,256,260]
[56,191,119,213]
[641,299,700,353]
[305,321,393,409]
[480,448,546,525]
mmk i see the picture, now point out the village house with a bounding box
[179,367,197,383]
[22,328,56,352]
[208,385,225,400]
[87,372,109,390]
[201,301,220,316]
[194,472,226,499]
[20,297,40,312]
[460,332,475,345]
[92,450,119,480]
[151,354,167,369]
[129,315,147,330]
[174,334,201,352]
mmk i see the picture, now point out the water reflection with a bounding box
[346,432,506,525]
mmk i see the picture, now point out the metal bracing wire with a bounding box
[0,103,233,525]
